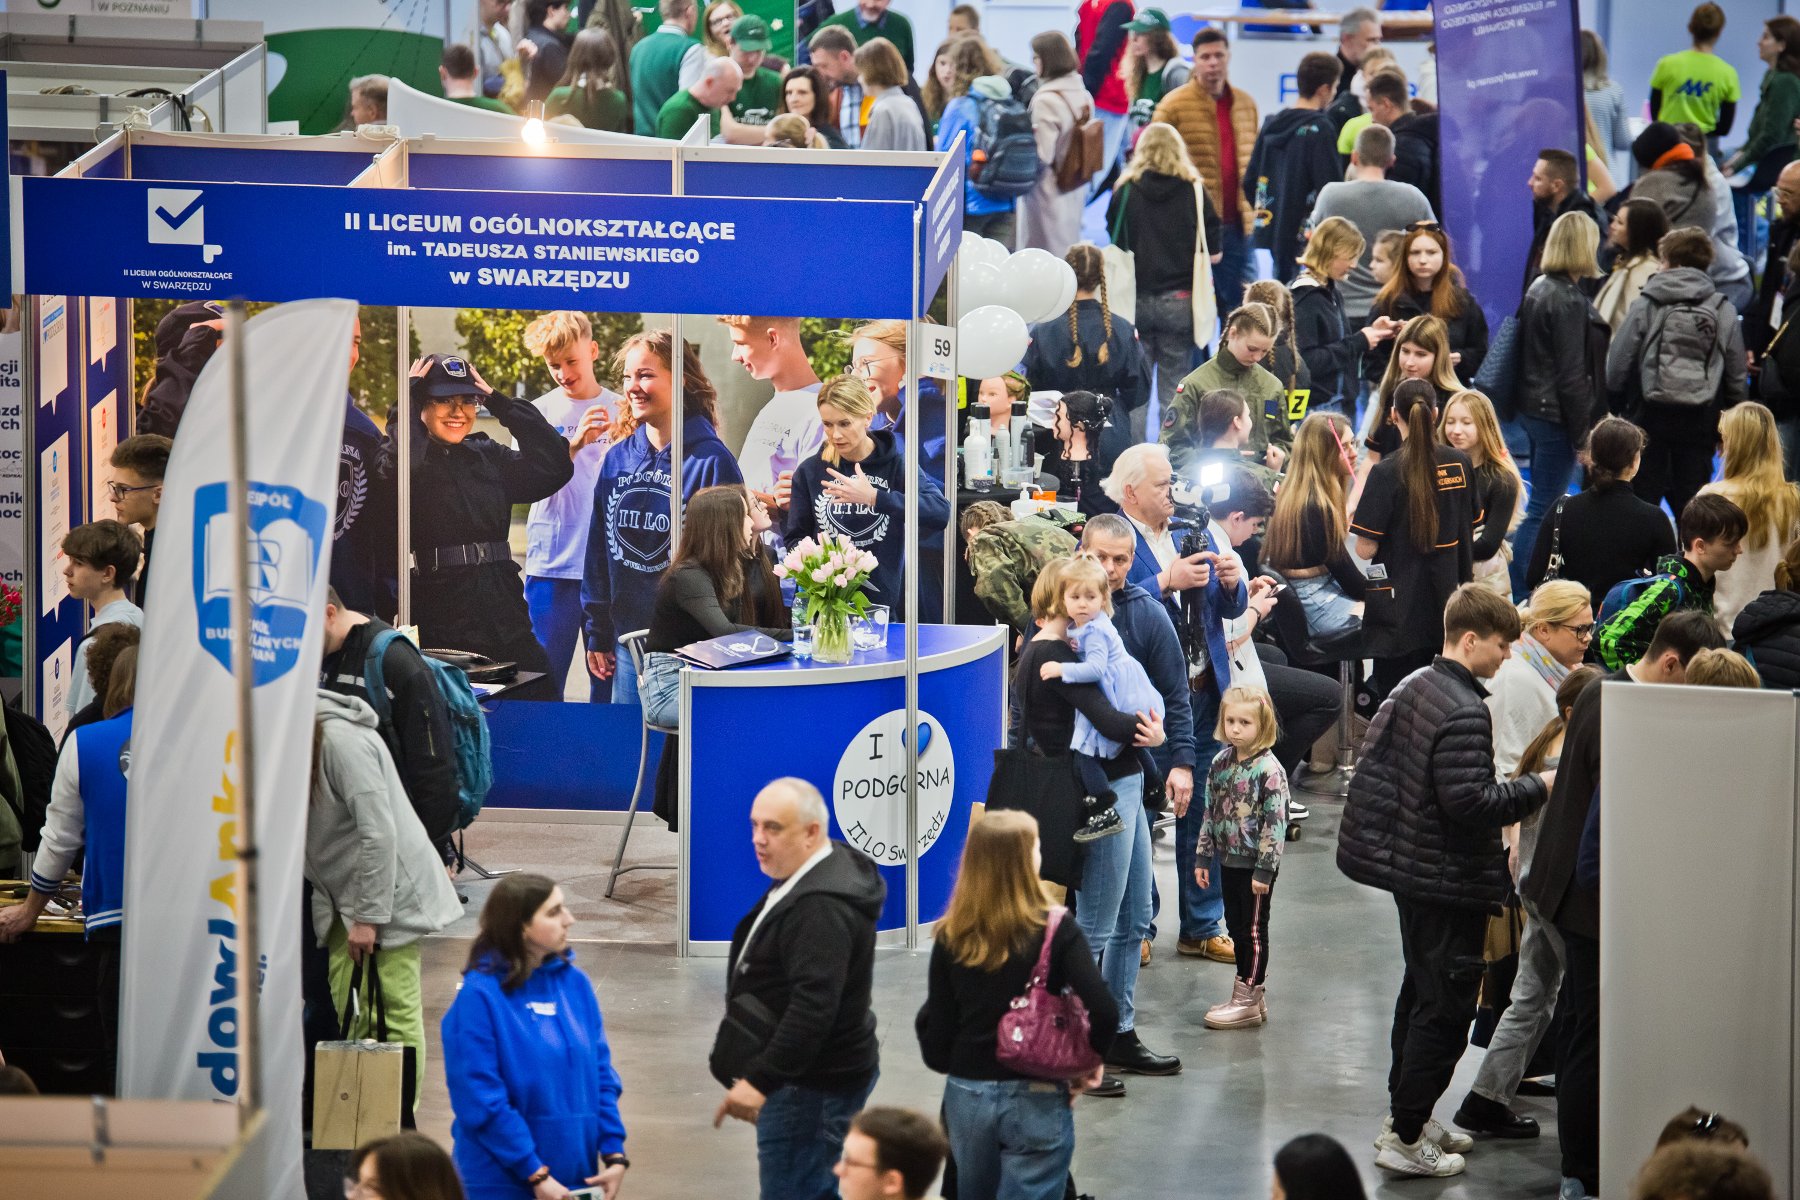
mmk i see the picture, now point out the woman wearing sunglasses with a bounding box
[1484,580,1594,780]
[1364,221,1489,387]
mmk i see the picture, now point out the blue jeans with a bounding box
[1073,772,1152,1032]
[525,576,610,703]
[610,636,640,707]
[942,1077,1074,1200]
[1213,224,1252,328]
[1509,413,1578,598]
[756,1074,877,1200]
[1089,108,1130,200]
[1174,686,1225,942]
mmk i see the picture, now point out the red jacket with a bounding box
[1077,0,1132,115]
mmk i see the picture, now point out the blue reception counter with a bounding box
[677,623,1008,956]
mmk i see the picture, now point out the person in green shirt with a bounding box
[817,0,914,78]
[1121,9,1191,144]
[440,44,515,113]
[1649,2,1741,137]
[1721,17,1800,178]
[656,55,741,138]
[546,27,632,131]
[726,14,784,125]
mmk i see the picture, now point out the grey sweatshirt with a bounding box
[305,689,463,948]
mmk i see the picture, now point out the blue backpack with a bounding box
[1596,571,1689,628]
[363,629,492,831]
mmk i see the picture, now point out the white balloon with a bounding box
[979,237,1010,266]
[1048,260,1078,320]
[955,258,1007,320]
[957,305,1031,380]
[958,231,1007,269]
[1001,248,1072,324]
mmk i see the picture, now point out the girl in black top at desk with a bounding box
[1350,379,1475,698]
[1364,223,1489,387]
[915,809,1118,1200]
[1023,244,1151,472]
[785,375,950,621]
[1042,390,1117,517]
[1264,412,1365,638]
[406,354,573,702]
[1524,416,1676,600]
[1012,558,1170,1087]
[646,486,790,829]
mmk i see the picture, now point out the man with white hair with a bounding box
[713,778,885,1200]
[1336,7,1382,98]
[1100,445,1247,964]
[658,55,745,139]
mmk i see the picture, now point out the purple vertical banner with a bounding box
[1436,0,1585,329]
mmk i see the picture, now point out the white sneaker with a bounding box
[1378,1114,1474,1154]
[1375,1130,1466,1178]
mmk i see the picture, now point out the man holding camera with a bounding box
[1099,443,1245,963]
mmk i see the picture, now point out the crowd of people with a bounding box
[10,3,1800,1200]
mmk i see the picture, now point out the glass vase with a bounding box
[813,609,853,663]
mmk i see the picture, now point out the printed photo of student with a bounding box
[784,374,950,621]
[583,330,743,706]
[520,312,624,702]
[404,354,573,702]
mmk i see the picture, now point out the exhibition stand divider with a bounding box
[13,125,989,954]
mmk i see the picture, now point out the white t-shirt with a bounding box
[738,385,824,496]
[522,386,622,579]
[1209,520,1265,693]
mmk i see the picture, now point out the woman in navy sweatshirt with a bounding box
[581,331,742,705]
[784,375,950,620]
[442,873,627,1200]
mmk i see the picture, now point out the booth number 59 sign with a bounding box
[916,323,956,382]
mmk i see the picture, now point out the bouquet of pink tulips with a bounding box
[774,534,879,661]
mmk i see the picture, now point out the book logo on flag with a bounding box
[191,481,329,684]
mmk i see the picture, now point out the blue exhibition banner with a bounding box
[1435,0,1584,329]
[21,177,920,317]
[920,152,963,312]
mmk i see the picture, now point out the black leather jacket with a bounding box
[1515,272,1610,431]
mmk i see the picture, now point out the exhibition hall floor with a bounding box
[416,789,1565,1198]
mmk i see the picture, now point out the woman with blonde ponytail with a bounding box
[1166,302,1290,475]
[1349,378,1476,697]
[1022,242,1150,470]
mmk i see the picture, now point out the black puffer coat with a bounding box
[1734,589,1800,690]
[1338,657,1549,911]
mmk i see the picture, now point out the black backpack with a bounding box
[9,704,60,852]
[969,93,1042,199]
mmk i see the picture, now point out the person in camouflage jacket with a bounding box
[960,502,1082,635]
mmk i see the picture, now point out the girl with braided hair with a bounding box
[1166,303,1290,476]
[1244,278,1312,420]
[1022,242,1150,474]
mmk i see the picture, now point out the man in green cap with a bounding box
[1120,9,1190,141]
[960,501,1081,638]
[728,15,784,126]
[657,55,742,139]
[817,0,914,77]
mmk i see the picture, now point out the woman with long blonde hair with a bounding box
[917,809,1118,1198]
[1439,390,1524,596]
[1264,411,1364,637]
[1105,121,1220,438]
[1362,314,1463,470]
[1699,401,1800,630]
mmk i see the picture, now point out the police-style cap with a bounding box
[731,14,772,51]
[412,354,485,404]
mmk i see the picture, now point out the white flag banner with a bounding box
[120,298,356,1200]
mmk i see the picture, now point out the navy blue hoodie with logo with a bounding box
[784,428,949,620]
[582,415,742,654]
[331,396,398,618]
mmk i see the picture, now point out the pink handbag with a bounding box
[995,907,1104,1080]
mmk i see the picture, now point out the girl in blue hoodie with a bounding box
[784,375,950,621]
[581,331,742,706]
[442,873,627,1200]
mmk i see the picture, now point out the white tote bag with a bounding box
[1191,183,1218,347]
[1102,181,1137,324]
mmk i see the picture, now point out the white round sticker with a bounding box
[833,709,955,866]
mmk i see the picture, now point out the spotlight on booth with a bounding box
[521,100,548,147]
